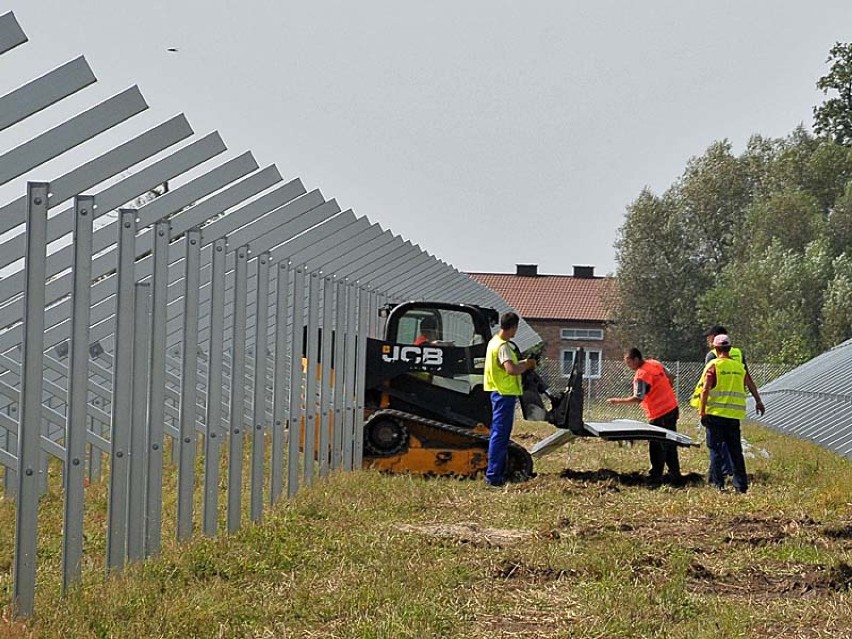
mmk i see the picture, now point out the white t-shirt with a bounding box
[497,342,516,366]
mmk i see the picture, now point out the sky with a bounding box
[4,0,852,277]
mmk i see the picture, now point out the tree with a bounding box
[615,110,852,364]
[613,141,753,360]
[827,182,852,257]
[612,189,704,359]
[677,140,752,270]
[698,239,830,365]
[743,188,825,256]
[814,42,852,145]
[820,253,852,347]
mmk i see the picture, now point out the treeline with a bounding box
[613,44,852,365]
[613,130,852,364]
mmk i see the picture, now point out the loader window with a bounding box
[397,315,422,344]
[394,309,481,347]
[438,310,479,346]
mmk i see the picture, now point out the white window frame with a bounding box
[561,348,602,379]
[560,327,604,341]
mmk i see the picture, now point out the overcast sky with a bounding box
[4,1,852,276]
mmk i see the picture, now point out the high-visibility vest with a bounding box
[698,357,747,420]
[634,359,678,420]
[690,347,744,408]
[484,334,522,396]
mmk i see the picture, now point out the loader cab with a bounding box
[387,303,493,348]
[368,302,498,428]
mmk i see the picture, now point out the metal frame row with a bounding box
[0,10,538,617]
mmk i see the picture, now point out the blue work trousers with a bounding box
[703,414,748,493]
[486,392,517,486]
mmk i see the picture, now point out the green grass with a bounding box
[1,420,851,638]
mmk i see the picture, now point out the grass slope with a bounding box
[1,419,851,639]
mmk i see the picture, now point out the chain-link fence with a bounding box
[536,357,794,423]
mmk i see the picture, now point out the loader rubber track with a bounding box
[363,408,534,482]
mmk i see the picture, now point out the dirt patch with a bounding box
[687,561,852,598]
[821,523,852,540]
[396,522,536,547]
[722,514,820,547]
[558,468,705,489]
[513,432,539,442]
[477,610,577,635]
[0,607,28,639]
[493,557,576,581]
[583,513,830,550]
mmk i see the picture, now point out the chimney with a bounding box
[572,265,595,279]
[516,264,538,277]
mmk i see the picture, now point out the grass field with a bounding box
[1,418,851,638]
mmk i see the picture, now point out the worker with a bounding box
[483,312,536,487]
[698,334,756,493]
[690,325,766,477]
[607,347,682,485]
[697,325,765,415]
[414,316,438,345]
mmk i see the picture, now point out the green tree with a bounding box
[744,188,825,256]
[613,141,754,360]
[678,140,752,270]
[698,239,831,365]
[613,189,704,359]
[827,182,852,256]
[801,138,852,209]
[814,42,852,145]
[758,127,820,195]
[820,253,852,347]
[615,107,852,364]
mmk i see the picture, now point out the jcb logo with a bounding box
[382,345,443,366]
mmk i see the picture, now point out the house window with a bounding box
[561,327,604,341]
[561,349,602,379]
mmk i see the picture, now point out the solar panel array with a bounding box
[747,338,852,460]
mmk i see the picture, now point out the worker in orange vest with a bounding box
[608,347,682,485]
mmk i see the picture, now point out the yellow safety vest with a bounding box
[484,335,522,396]
[699,357,747,420]
[690,347,743,408]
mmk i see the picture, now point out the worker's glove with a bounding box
[755,400,765,416]
[525,358,537,371]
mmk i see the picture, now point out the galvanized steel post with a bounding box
[203,237,227,536]
[287,266,306,498]
[177,229,202,540]
[106,209,137,571]
[270,262,290,503]
[145,219,170,556]
[227,246,248,532]
[61,194,94,591]
[250,252,270,521]
[128,283,151,561]
[12,182,49,617]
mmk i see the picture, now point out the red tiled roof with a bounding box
[468,272,616,322]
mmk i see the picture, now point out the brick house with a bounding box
[468,264,619,379]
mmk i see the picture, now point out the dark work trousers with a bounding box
[485,393,517,486]
[648,407,681,479]
[718,442,735,477]
[702,414,748,493]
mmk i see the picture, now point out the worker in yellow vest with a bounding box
[483,312,536,487]
[694,325,765,414]
[698,334,762,493]
[691,325,765,479]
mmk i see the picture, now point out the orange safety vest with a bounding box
[634,359,678,420]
